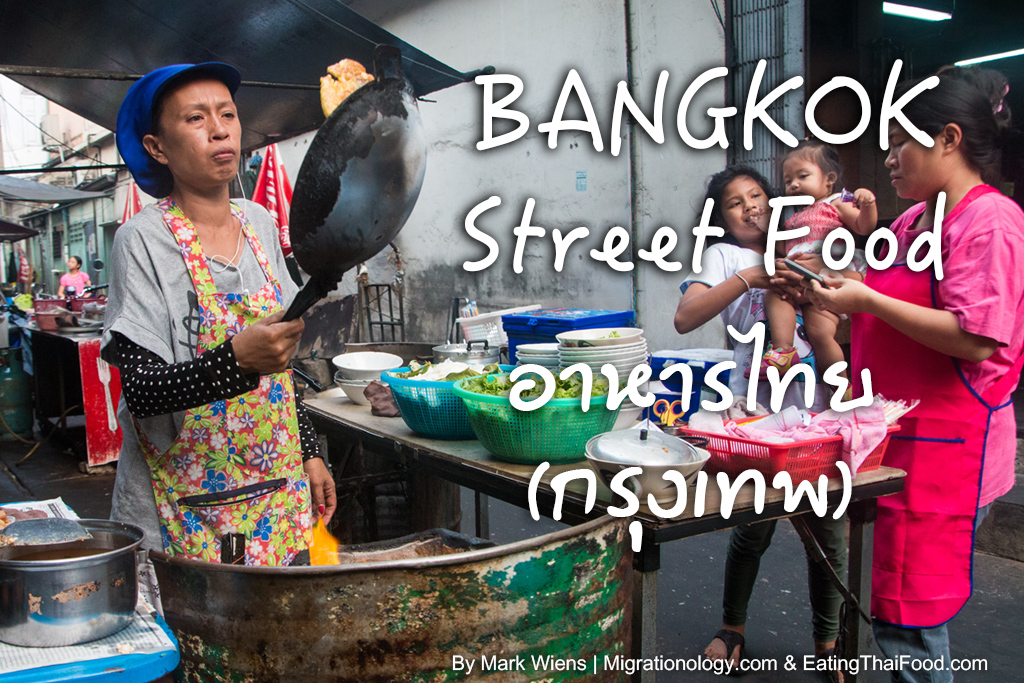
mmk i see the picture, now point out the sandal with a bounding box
[815,647,842,683]
[709,628,745,673]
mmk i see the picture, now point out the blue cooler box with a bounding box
[502,308,635,363]
[650,349,733,417]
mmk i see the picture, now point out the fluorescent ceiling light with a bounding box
[955,47,1024,67]
[882,2,952,21]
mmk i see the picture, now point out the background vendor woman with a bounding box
[57,255,90,297]
[102,63,336,566]
[806,66,1022,682]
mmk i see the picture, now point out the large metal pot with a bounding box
[432,339,500,364]
[151,516,632,682]
[0,520,143,646]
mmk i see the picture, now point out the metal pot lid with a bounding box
[586,428,700,466]
[432,339,497,359]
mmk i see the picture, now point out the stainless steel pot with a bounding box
[0,520,143,647]
[432,339,500,364]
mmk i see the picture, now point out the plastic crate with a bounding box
[503,308,636,363]
[650,349,733,393]
[456,305,542,348]
[382,366,514,440]
[451,375,620,464]
[676,421,900,484]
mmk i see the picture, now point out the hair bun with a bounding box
[939,65,1012,129]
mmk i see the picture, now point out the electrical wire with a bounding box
[0,90,105,166]
[5,403,82,464]
[286,0,464,82]
[710,0,725,29]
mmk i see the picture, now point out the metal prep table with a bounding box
[306,397,905,683]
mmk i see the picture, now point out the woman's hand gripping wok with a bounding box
[232,311,305,375]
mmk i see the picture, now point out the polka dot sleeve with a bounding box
[115,332,321,461]
[294,400,321,462]
[115,332,259,419]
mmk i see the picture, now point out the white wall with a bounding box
[275,0,728,351]
[626,0,730,352]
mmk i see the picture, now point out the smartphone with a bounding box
[783,258,829,287]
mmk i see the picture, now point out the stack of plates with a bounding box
[515,342,561,371]
[553,328,649,429]
[555,333,648,377]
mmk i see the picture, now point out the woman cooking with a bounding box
[805,66,1022,681]
[102,63,336,566]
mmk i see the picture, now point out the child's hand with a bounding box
[803,273,873,315]
[770,259,806,302]
[853,188,876,209]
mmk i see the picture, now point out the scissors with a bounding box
[652,399,685,426]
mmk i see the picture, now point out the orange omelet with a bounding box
[319,59,375,117]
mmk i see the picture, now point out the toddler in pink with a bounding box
[756,141,878,395]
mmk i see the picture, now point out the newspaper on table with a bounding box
[0,498,176,675]
[0,497,80,520]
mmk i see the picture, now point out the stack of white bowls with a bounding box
[514,343,560,371]
[332,351,404,405]
[555,328,648,375]
[555,328,648,430]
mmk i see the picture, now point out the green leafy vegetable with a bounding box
[461,372,610,399]
[396,362,500,382]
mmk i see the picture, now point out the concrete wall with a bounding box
[274,0,728,351]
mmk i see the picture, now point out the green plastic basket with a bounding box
[381,366,515,440]
[451,375,621,464]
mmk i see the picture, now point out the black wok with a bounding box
[283,45,427,320]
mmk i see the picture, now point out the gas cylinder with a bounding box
[0,347,33,440]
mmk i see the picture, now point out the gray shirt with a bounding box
[102,199,299,549]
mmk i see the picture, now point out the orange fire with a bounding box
[309,519,341,566]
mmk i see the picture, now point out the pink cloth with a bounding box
[59,271,90,293]
[722,405,888,473]
[813,406,889,474]
[888,190,1024,505]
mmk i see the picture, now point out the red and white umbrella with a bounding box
[251,144,294,257]
[121,181,142,224]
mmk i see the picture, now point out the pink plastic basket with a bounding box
[676,419,899,484]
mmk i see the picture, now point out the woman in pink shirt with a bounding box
[57,255,91,297]
[806,66,1021,683]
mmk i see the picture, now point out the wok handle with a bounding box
[282,278,333,322]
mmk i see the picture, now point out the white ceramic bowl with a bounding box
[332,352,404,381]
[516,343,560,354]
[337,381,373,405]
[559,352,648,366]
[559,341,648,357]
[516,355,561,364]
[586,446,711,505]
[560,360,650,376]
[613,405,643,430]
[559,353,649,366]
[556,328,645,348]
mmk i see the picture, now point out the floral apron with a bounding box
[134,198,312,566]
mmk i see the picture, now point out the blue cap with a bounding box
[116,63,242,198]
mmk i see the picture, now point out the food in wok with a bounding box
[320,59,375,117]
